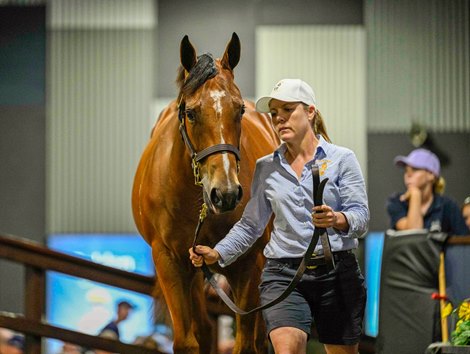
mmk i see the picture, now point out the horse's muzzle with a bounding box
[210,185,243,213]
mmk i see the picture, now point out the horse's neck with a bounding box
[165,127,202,198]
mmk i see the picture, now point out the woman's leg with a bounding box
[270,326,308,354]
[259,260,312,354]
[324,343,359,354]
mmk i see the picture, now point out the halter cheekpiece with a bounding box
[177,89,241,186]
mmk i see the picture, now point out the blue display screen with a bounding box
[364,231,385,337]
[46,233,155,352]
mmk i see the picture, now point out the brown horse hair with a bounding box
[176,53,218,98]
[152,280,173,329]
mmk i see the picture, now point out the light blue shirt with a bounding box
[214,136,369,267]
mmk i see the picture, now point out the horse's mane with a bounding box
[176,53,218,97]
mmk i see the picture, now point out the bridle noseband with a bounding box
[177,97,241,186]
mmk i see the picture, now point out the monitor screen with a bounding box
[364,231,385,337]
[46,233,155,353]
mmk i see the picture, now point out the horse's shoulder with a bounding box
[151,100,179,139]
[243,99,277,135]
[242,111,273,135]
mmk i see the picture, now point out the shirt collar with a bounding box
[315,135,329,160]
[274,135,330,158]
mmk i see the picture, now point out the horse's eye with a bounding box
[240,105,245,118]
[186,109,196,123]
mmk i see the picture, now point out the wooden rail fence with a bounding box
[0,233,163,353]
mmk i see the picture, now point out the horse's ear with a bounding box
[180,35,197,73]
[221,32,241,71]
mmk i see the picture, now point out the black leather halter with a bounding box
[177,98,241,186]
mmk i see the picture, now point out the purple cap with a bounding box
[394,148,440,176]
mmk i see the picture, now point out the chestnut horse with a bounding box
[132,33,279,354]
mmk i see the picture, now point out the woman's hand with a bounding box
[400,185,422,202]
[312,205,338,228]
[396,185,424,230]
[311,205,350,232]
[189,245,220,267]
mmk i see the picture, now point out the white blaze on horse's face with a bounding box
[210,89,232,184]
[218,124,232,184]
[210,90,226,116]
[198,89,242,214]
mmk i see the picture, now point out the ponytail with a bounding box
[434,176,446,195]
[313,110,331,143]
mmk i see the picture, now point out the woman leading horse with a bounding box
[132,33,279,354]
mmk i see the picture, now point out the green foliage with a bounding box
[451,299,470,346]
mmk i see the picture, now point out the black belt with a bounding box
[269,250,353,270]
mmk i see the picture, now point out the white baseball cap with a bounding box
[255,79,317,113]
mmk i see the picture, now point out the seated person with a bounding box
[91,300,135,354]
[3,334,24,354]
[98,300,135,340]
[462,196,470,230]
[387,148,468,235]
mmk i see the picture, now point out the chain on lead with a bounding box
[199,203,208,223]
[191,157,203,186]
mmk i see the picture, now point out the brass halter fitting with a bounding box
[191,157,203,186]
[199,203,208,222]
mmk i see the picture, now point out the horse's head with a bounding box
[177,33,245,214]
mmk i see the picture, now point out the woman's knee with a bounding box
[269,326,307,354]
[324,343,359,354]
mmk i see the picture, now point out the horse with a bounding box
[132,33,279,354]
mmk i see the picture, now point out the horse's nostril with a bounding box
[236,185,243,203]
[210,188,223,208]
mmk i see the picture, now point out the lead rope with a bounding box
[312,165,335,271]
[192,165,330,315]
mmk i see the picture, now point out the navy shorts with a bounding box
[259,252,366,345]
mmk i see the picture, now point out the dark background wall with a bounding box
[156,0,363,98]
[0,5,46,313]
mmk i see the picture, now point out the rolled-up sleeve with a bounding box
[337,151,369,238]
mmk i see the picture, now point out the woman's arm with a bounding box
[395,186,424,230]
[190,159,273,267]
[334,150,369,237]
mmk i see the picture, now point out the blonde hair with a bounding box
[303,104,331,142]
[313,110,332,142]
[433,176,446,195]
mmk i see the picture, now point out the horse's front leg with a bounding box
[227,253,268,354]
[153,247,211,354]
[190,270,216,354]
